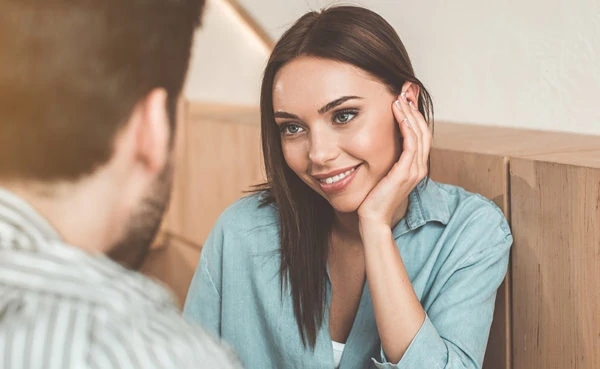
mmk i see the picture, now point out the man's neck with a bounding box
[0,179,121,255]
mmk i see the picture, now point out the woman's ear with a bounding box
[399,81,420,110]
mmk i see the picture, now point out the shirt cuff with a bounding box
[371,315,448,369]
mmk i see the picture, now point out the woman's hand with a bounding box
[357,91,432,232]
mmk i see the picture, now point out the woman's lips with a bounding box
[315,164,361,193]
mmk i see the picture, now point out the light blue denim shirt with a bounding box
[184,180,512,369]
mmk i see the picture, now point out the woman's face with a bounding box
[272,56,402,214]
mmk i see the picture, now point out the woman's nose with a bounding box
[308,127,339,166]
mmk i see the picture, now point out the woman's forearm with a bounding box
[361,221,426,364]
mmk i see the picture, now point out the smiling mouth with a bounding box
[318,167,357,185]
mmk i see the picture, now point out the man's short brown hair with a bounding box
[0,0,205,181]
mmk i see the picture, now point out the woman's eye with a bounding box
[281,124,304,136]
[333,111,357,124]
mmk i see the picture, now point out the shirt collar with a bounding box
[0,186,61,241]
[392,179,451,238]
[0,186,177,309]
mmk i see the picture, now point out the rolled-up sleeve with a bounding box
[372,315,447,369]
[372,207,513,369]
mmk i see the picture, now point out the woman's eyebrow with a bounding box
[317,96,362,114]
[273,111,299,119]
[273,96,363,120]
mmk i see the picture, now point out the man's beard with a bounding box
[107,160,173,270]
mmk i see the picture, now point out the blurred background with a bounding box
[183,0,600,135]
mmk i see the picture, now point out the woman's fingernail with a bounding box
[409,101,418,111]
[394,100,402,110]
[400,92,408,103]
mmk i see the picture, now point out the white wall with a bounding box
[186,0,600,135]
[184,0,270,105]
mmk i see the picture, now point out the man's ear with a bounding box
[400,81,421,109]
[132,88,170,176]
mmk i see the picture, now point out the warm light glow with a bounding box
[214,0,273,53]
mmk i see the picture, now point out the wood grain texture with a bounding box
[153,103,264,250]
[142,103,264,304]
[510,159,600,369]
[140,234,202,307]
[430,149,508,210]
[430,149,512,369]
[170,105,264,247]
[434,122,600,169]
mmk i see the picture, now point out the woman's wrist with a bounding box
[358,217,393,245]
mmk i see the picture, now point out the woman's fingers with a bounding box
[398,93,423,181]
[400,91,431,179]
[392,100,418,183]
[412,102,432,168]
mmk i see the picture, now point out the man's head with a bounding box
[0,0,206,268]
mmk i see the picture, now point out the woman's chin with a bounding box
[309,181,370,215]
[326,196,364,215]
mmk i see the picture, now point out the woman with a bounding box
[184,6,512,369]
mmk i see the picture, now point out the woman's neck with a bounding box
[333,211,361,242]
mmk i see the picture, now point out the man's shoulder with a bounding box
[0,280,242,368]
[77,280,243,368]
[97,307,243,368]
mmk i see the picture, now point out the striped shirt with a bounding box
[0,187,242,369]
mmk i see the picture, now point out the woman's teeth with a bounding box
[321,168,356,184]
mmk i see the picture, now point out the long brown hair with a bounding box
[257,5,434,347]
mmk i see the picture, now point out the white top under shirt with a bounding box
[332,340,345,368]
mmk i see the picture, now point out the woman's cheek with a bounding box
[347,124,397,164]
[282,143,304,174]
[342,125,375,154]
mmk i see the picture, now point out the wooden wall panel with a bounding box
[171,107,264,247]
[430,149,508,209]
[510,159,600,369]
[142,103,264,305]
[433,122,600,168]
[430,149,511,369]
[140,234,203,308]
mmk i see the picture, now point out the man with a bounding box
[0,0,241,367]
